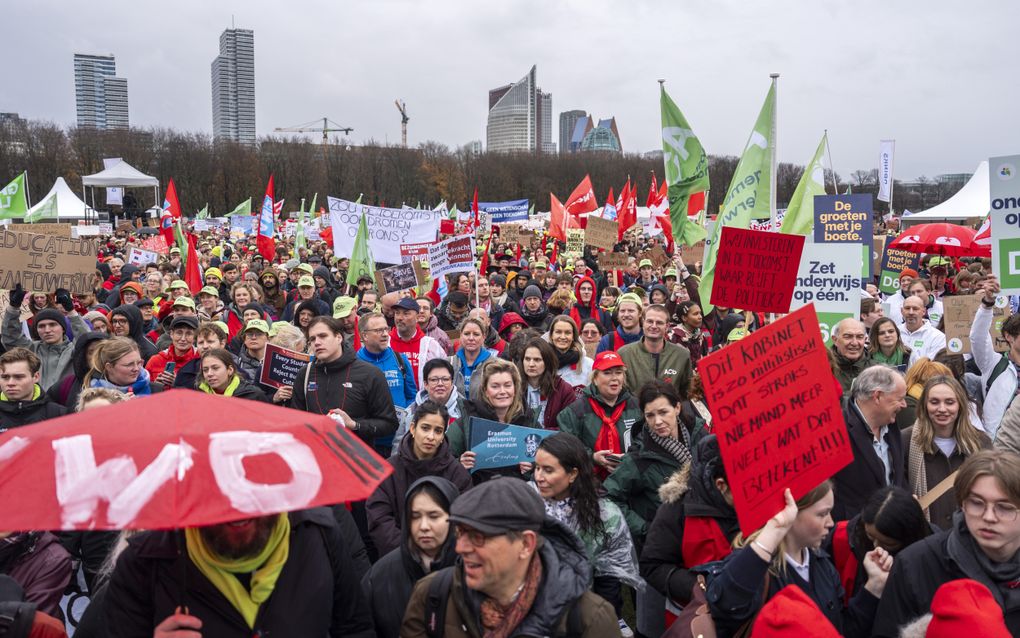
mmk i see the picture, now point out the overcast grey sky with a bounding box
[5,0,1017,179]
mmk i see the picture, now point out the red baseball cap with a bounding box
[593,351,626,371]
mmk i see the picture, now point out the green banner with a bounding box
[0,173,29,220]
[660,85,709,247]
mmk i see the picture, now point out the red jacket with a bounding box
[145,346,200,383]
[537,376,579,429]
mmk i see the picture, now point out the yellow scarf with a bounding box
[185,514,290,628]
[199,375,241,396]
[0,385,41,402]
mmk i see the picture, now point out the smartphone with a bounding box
[606,454,624,463]
[164,361,176,374]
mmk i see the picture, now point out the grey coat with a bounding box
[2,307,88,390]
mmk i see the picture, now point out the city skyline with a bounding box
[73,53,128,130]
[3,1,1017,178]
[211,28,256,145]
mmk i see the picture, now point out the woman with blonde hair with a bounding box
[895,358,953,429]
[447,358,538,483]
[82,337,152,396]
[904,375,991,528]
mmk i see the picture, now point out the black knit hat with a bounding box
[33,308,66,334]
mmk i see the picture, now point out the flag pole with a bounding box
[888,142,897,218]
[24,171,31,208]
[768,73,779,230]
[824,130,838,194]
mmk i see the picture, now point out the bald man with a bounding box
[899,295,947,368]
[831,318,876,395]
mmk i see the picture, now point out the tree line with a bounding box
[0,120,962,217]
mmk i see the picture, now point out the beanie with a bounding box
[926,579,1011,638]
[899,268,919,280]
[750,585,840,638]
[33,308,66,333]
[523,285,543,300]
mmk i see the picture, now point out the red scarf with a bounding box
[681,517,733,568]
[590,397,626,480]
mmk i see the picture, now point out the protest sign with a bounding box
[598,253,629,270]
[10,223,71,238]
[126,246,160,267]
[140,235,169,255]
[374,261,427,294]
[815,194,874,279]
[943,293,1011,354]
[72,226,100,238]
[500,224,523,246]
[698,304,854,536]
[0,290,33,321]
[428,235,475,279]
[876,245,922,294]
[584,216,618,250]
[0,229,99,294]
[399,241,433,264]
[478,199,529,224]
[468,417,556,472]
[328,197,442,264]
[566,228,585,255]
[116,221,136,233]
[790,241,863,344]
[680,241,706,267]
[98,223,113,235]
[990,155,1020,294]
[259,344,311,389]
[710,227,805,313]
[871,235,887,277]
[640,245,670,268]
[230,215,254,239]
[193,219,211,232]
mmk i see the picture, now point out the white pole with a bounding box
[769,73,779,230]
[888,141,896,217]
[824,130,838,194]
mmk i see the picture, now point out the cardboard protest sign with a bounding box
[790,241,864,345]
[328,197,442,264]
[10,223,71,238]
[399,241,433,264]
[584,216,618,250]
[872,235,887,277]
[598,253,629,270]
[375,261,426,294]
[943,293,1011,354]
[116,221,136,233]
[141,236,169,255]
[990,155,1020,294]
[680,241,706,267]
[468,417,556,472]
[0,229,99,294]
[126,246,160,267]
[566,228,585,255]
[0,290,33,321]
[640,245,670,268]
[258,344,311,389]
[710,227,804,313]
[877,245,922,294]
[698,304,854,536]
[499,224,522,246]
[428,235,475,279]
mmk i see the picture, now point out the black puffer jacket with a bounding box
[367,432,472,556]
[362,477,461,638]
[108,304,158,362]
[47,331,110,408]
[103,508,374,638]
[0,388,67,432]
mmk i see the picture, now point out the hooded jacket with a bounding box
[0,386,67,432]
[367,437,471,557]
[109,304,158,362]
[568,276,614,333]
[281,294,330,323]
[639,435,739,604]
[421,314,453,355]
[2,306,89,391]
[259,271,288,319]
[0,531,73,617]
[401,517,619,638]
[313,266,340,306]
[362,477,462,638]
[47,331,110,408]
[390,325,448,388]
[290,346,398,442]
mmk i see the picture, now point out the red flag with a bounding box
[617,180,637,241]
[162,178,182,219]
[649,181,673,252]
[549,193,567,242]
[184,233,203,294]
[472,187,480,228]
[273,199,284,216]
[564,174,597,228]
[159,209,175,248]
[646,172,659,209]
[256,175,276,262]
[479,230,493,275]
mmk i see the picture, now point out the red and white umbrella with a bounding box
[887,223,978,257]
[969,217,992,257]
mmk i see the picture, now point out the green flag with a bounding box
[225,198,252,216]
[660,85,709,247]
[0,173,29,220]
[699,84,776,313]
[346,212,375,287]
[23,192,57,223]
[449,204,459,220]
[295,200,307,251]
[196,204,209,220]
[779,134,828,236]
[308,193,318,218]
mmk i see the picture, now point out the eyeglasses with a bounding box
[454,525,494,547]
[427,376,452,385]
[110,318,130,325]
[362,327,389,334]
[963,496,1019,521]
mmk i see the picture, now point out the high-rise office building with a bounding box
[211,28,256,145]
[559,110,585,154]
[73,53,129,129]
[486,65,553,153]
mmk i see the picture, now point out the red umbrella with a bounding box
[0,390,391,531]
[886,222,978,257]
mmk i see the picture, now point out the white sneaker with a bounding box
[617,618,635,638]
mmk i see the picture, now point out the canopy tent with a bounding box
[902,161,989,224]
[21,177,89,220]
[81,160,159,218]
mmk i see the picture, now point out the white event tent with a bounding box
[22,177,89,220]
[81,160,159,214]
[902,161,989,224]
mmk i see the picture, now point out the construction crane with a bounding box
[394,100,408,148]
[274,117,353,144]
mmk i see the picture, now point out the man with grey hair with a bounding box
[831,317,875,395]
[832,365,909,521]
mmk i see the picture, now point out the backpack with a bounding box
[984,354,1013,398]
[423,566,584,638]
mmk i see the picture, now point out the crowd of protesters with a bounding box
[0,217,1018,638]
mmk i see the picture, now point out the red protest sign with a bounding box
[140,235,169,255]
[710,227,804,313]
[399,241,432,264]
[697,304,853,536]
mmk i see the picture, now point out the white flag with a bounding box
[877,140,895,203]
[104,158,123,206]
